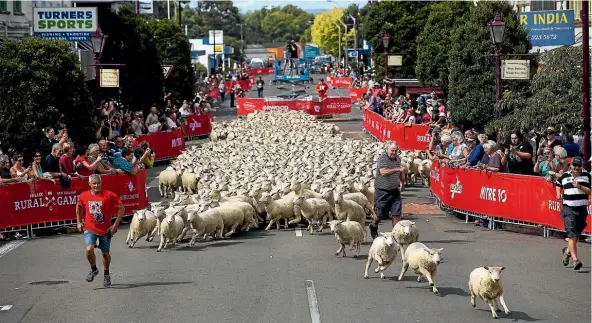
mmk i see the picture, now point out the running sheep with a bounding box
[334,190,367,242]
[126,209,158,248]
[186,203,225,246]
[469,266,511,319]
[158,168,182,198]
[328,220,365,258]
[259,192,299,230]
[364,232,401,279]
[391,220,419,255]
[157,207,186,252]
[292,196,333,233]
[397,242,443,294]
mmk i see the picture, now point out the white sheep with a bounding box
[158,168,182,198]
[292,196,333,233]
[334,190,367,242]
[259,192,298,230]
[186,205,225,246]
[469,266,511,319]
[126,209,158,248]
[157,207,185,252]
[418,159,432,187]
[181,170,199,194]
[341,191,376,218]
[328,220,365,258]
[397,242,443,294]
[391,220,419,255]
[148,201,168,241]
[364,232,401,279]
[211,200,258,232]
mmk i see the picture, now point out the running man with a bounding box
[555,156,591,270]
[369,141,405,239]
[316,78,329,102]
[76,174,124,287]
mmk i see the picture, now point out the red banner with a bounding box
[0,171,149,229]
[208,87,220,99]
[430,161,591,234]
[330,77,352,88]
[182,113,212,137]
[362,109,431,151]
[248,67,274,76]
[238,80,252,91]
[236,97,352,116]
[136,128,185,161]
[349,88,367,102]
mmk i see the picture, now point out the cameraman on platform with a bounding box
[286,40,300,70]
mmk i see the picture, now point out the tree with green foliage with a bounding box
[243,5,314,44]
[485,46,587,138]
[360,1,430,81]
[447,1,531,130]
[98,5,164,113]
[0,38,94,151]
[415,1,472,97]
[148,19,196,101]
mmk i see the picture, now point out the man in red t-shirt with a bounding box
[76,174,124,287]
[316,78,328,101]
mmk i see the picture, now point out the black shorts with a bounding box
[561,205,588,238]
[374,188,402,221]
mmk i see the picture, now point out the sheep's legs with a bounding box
[363,257,373,278]
[265,220,275,231]
[499,294,511,315]
[284,218,290,229]
[419,268,438,294]
[177,226,190,241]
[397,261,409,281]
[470,290,476,308]
[189,230,205,246]
[335,244,345,257]
[487,299,499,319]
[224,223,240,238]
[157,235,167,252]
[148,221,160,242]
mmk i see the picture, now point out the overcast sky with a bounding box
[188,0,368,13]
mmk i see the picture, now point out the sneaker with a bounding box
[103,275,112,287]
[573,260,583,271]
[86,269,99,282]
[369,223,378,240]
[562,247,570,266]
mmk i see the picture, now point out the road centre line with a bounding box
[304,280,321,323]
[295,227,303,237]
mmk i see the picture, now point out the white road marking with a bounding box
[0,240,25,259]
[305,280,321,323]
[0,305,12,311]
[295,227,303,237]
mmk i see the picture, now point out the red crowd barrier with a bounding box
[247,67,274,76]
[182,113,213,137]
[349,88,367,102]
[208,87,221,99]
[326,75,352,88]
[236,97,352,116]
[0,171,149,230]
[362,109,431,151]
[135,128,185,162]
[430,161,591,234]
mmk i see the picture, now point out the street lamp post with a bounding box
[382,32,390,81]
[333,21,342,67]
[90,27,107,105]
[488,14,506,117]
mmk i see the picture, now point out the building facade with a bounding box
[0,0,32,39]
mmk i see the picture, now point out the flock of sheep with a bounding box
[125,111,510,319]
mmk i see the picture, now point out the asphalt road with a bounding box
[0,76,590,323]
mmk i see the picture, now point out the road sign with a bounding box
[161,65,173,79]
[303,45,321,60]
[347,50,358,58]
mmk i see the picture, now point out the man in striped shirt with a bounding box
[370,141,405,239]
[554,156,591,271]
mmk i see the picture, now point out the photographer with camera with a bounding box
[285,40,300,71]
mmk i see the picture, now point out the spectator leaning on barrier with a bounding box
[507,131,534,175]
[555,156,591,271]
[10,154,30,180]
[534,147,556,179]
[478,140,505,173]
[145,107,160,129]
[59,144,83,179]
[44,144,66,179]
[89,143,122,175]
[466,134,485,167]
[0,155,23,184]
[75,145,101,177]
[30,151,55,184]
[112,149,143,176]
[133,141,154,169]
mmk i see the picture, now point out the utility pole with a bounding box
[167,0,171,19]
[348,14,358,74]
[333,21,341,67]
[240,23,244,60]
[339,20,349,69]
[582,0,590,171]
[178,1,182,27]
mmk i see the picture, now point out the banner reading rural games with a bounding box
[33,7,98,42]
